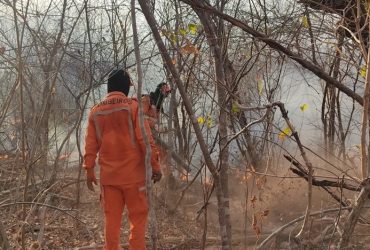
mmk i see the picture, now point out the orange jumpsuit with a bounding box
[83,91,160,250]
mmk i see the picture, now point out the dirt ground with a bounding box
[1,163,370,249]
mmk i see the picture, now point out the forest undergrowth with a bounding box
[1,156,370,250]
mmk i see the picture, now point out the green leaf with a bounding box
[179,28,187,36]
[188,23,198,34]
[231,102,240,114]
[206,116,213,128]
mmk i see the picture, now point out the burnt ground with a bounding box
[1,162,370,249]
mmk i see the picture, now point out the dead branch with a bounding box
[258,206,355,249]
[284,154,352,208]
[284,155,360,192]
[0,202,86,225]
[338,182,370,248]
[37,194,52,248]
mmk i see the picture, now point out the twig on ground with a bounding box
[258,207,351,249]
[37,194,52,247]
[0,220,10,249]
[0,202,86,225]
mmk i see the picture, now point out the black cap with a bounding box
[107,69,131,95]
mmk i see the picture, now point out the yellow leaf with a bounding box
[171,58,176,65]
[188,23,198,34]
[360,65,367,78]
[179,28,187,36]
[278,127,292,140]
[302,15,309,28]
[257,79,263,95]
[207,116,213,128]
[300,103,308,112]
[231,102,240,114]
[197,116,205,124]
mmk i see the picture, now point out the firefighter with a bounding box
[83,69,162,250]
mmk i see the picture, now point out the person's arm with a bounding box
[83,110,99,190]
[133,101,161,175]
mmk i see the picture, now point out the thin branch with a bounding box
[0,202,86,225]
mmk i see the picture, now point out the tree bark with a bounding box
[131,0,157,248]
[137,0,231,248]
[192,4,232,247]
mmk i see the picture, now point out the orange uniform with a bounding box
[83,91,160,250]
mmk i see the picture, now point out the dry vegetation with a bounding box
[1,0,370,249]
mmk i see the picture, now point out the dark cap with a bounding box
[107,69,131,95]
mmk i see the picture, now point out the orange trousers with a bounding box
[101,184,148,250]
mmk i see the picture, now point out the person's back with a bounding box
[83,69,161,250]
[86,92,147,185]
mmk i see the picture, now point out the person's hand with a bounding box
[152,171,162,183]
[86,168,98,191]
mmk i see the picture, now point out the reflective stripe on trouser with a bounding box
[102,184,148,250]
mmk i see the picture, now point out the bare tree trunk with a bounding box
[361,47,370,179]
[12,0,29,248]
[192,5,232,247]
[131,0,157,248]
[137,0,231,248]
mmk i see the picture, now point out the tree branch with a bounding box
[180,0,364,106]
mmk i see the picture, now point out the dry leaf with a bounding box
[256,176,266,190]
[261,209,269,217]
[252,213,261,238]
[250,195,257,208]
[180,43,199,55]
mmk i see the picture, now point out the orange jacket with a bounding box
[83,91,160,186]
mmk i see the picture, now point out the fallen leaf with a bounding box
[250,195,257,208]
[261,209,269,217]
